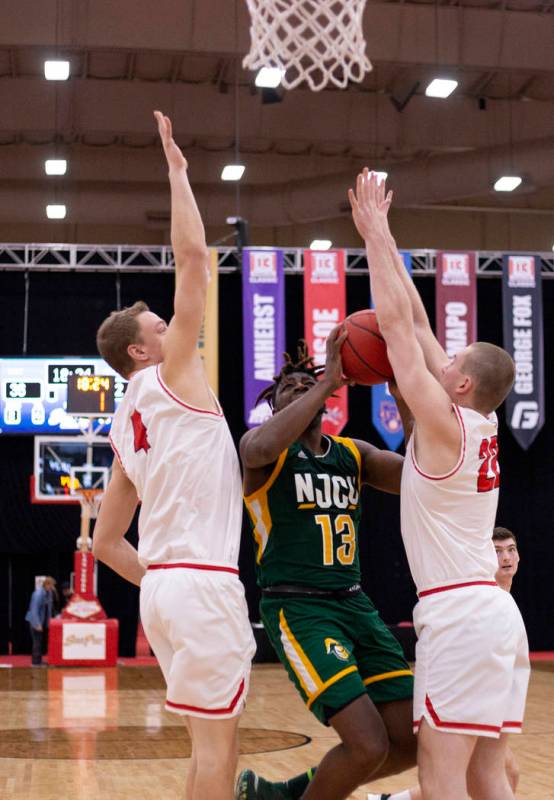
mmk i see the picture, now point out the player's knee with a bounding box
[505,750,520,791]
[387,731,417,772]
[344,727,389,779]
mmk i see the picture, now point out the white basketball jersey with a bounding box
[109,365,243,568]
[401,405,499,593]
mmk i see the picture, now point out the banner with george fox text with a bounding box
[242,248,286,428]
[502,254,544,450]
[303,249,348,436]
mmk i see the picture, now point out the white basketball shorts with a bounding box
[412,582,529,738]
[140,562,256,719]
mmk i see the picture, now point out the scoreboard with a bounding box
[1,358,126,434]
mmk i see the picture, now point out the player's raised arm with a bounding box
[154,111,209,376]
[380,193,447,380]
[349,171,459,464]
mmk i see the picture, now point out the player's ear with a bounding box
[127,343,148,363]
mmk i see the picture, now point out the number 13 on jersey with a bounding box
[315,514,356,566]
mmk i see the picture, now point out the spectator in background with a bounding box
[25,576,56,666]
[493,526,520,592]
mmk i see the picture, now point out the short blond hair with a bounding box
[96,301,149,379]
[462,342,515,414]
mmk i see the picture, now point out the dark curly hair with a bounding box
[256,340,324,410]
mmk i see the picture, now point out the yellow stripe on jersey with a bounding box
[307,665,358,709]
[279,609,323,698]
[363,669,413,687]
[244,449,288,564]
[330,436,362,492]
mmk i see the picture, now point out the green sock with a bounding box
[274,767,317,799]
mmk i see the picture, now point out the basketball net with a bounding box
[76,488,103,551]
[243,0,372,92]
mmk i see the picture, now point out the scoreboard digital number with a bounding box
[66,375,116,415]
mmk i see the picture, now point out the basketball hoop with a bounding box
[77,488,104,520]
[243,0,372,92]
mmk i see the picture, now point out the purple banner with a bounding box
[242,248,286,428]
[371,251,412,451]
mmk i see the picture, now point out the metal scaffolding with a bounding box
[0,243,553,277]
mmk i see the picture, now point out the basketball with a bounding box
[340,309,394,386]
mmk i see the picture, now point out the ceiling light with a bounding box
[221,164,245,181]
[45,159,67,175]
[46,204,67,219]
[425,78,458,98]
[494,176,522,192]
[44,60,70,81]
[310,240,332,250]
[255,67,285,88]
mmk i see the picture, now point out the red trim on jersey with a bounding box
[108,434,126,472]
[418,580,497,598]
[147,562,239,576]
[166,679,245,715]
[502,721,522,728]
[410,404,466,481]
[425,695,501,733]
[156,366,223,417]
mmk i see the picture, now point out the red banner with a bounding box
[435,252,477,357]
[303,249,348,435]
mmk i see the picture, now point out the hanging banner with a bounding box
[435,251,477,357]
[303,249,348,436]
[502,255,544,450]
[198,248,219,394]
[371,251,412,450]
[242,248,286,428]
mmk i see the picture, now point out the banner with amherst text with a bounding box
[371,251,412,450]
[242,248,286,428]
[435,251,477,357]
[502,255,544,450]
[303,249,348,436]
[198,248,219,394]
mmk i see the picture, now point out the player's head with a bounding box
[493,526,519,581]
[42,576,56,591]
[96,301,168,379]
[440,342,515,414]
[256,341,324,425]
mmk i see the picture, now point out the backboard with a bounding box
[32,435,113,504]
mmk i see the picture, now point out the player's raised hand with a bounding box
[154,110,188,172]
[349,169,393,242]
[323,325,353,390]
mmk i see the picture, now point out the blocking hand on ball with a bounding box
[349,168,393,242]
[154,110,188,172]
[323,325,352,390]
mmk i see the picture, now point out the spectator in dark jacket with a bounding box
[25,576,56,665]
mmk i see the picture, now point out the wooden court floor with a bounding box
[0,661,553,799]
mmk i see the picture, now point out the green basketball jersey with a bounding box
[244,435,363,590]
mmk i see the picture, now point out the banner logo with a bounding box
[444,301,469,357]
[511,401,539,430]
[441,253,470,286]
[379,399,402,434]
[310,252,339,285]
[249,251,278,284]
[508,256,535,288]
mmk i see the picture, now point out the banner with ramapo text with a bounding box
[303,249,348,436]
[371,251,412,450]
[198,248,219,394]
[242,248,286,428]
[502,255,544,450]
[435,251,477,357]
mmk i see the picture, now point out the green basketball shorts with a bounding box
[260,591,414,725]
